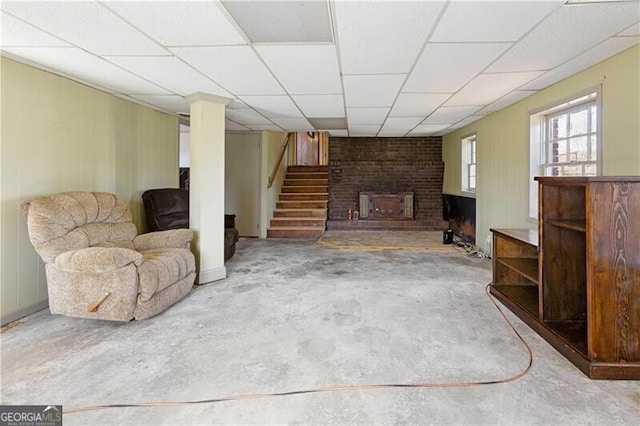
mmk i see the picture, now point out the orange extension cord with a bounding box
[65,284,533,415]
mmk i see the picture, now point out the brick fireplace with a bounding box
[328,137,446,230]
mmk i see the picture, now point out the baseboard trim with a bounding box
[1,300,49,327]
[197,266,227,284]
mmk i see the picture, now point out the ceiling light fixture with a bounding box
[221,1,333,43]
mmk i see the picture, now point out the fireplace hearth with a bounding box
[359,191,414,220]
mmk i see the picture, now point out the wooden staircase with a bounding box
[267,165,328,238]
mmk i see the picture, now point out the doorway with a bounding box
[291,131,329,166]
[225,133,261,237]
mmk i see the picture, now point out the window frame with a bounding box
[528,87,602,219]
[461,133,477,194]
[542,98,598,177]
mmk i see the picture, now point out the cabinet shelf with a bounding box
[545,320,588,356]
[496,257,538,283]
[547,219,586,232]
[491,284,538,317]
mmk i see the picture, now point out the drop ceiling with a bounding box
[1,0,638,137]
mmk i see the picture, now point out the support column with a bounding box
[185,92,230,284]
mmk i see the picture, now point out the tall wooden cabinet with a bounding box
[490,177,640,380]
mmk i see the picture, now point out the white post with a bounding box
[185,92,230,284]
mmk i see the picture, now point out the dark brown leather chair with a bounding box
[142,188,238,261]
[142,188,189,232]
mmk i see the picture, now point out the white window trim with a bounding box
[528,86,602,219]
[461,133,477,195]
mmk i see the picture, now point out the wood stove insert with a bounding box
[359,191,414,220]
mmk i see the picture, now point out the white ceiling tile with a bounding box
[225,108,272,125]
[0,11,69,47]
[245,124,283,131]
[405,43,509,93]
[408,124,450,136]
[335,1,445,74]
[347,108,389,125]
[487,2,640,72]
[445,71,543,106]
[327,129,349,137]
[424,106,483,124]
[270,117,313,131]
[307,118,347,129]
[377,129,409,137]
[521,36,640,90]
[239,95,302,118]
[390,93,450,117]
[343,74,406,108]
[349,124,381,133]
[476,90,536,115]
[103,1,245,46]
[431,1,564,42]
[619,21,640,36]
[227,99,251,109]
[171,46,285,95]
[1,1,167,55]
[448,115,485,130]
[349,124,381,135]
[106,56,232,97]
[382,117,424,130]
[255,44,341,94]
[225,120,250,131]
[129,94,188,114]
[2,47,169,95]
[222,1,331,43]
[293,95,345,118]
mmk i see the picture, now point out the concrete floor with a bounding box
[1,237,638,425]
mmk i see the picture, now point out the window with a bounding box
[462,134,477,193]
[543,99,598,177]
[529,90,600,217]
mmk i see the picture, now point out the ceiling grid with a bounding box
[0,0,638,137]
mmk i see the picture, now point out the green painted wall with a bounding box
[1,57,179,324]
[443,45,640,247]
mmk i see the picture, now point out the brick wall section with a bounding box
[328,137,444,221]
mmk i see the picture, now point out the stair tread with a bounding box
[278,200,328,203]
[268,225,325,230]
[275,208,326,212]
[272,217,325,221]
[274,215,326,218]
[280,192,329,195]
[282,184,328,187]
[273,209,327,217]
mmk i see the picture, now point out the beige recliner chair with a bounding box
[21,191,196,321]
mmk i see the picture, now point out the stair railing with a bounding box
[268,132,294,189]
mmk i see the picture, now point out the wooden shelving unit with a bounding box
[490,177,640,380]
[490,228,541,323]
